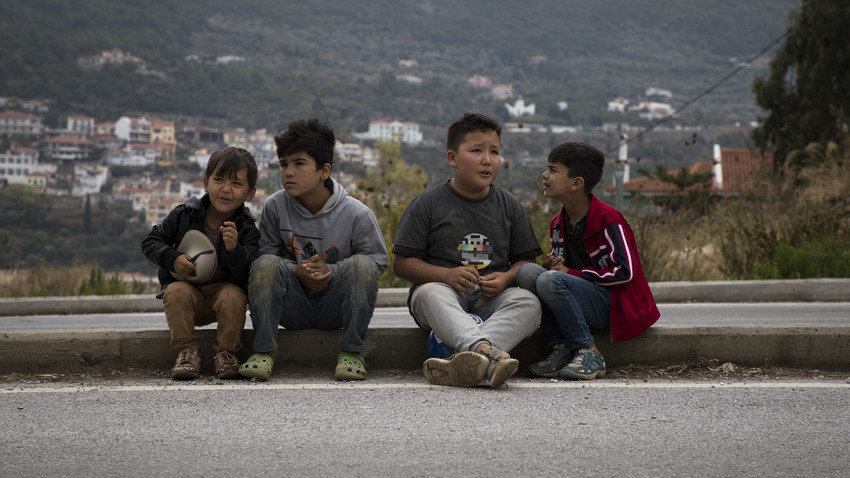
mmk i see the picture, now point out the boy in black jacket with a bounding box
[141,146,260,379]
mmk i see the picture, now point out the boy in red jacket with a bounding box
[516,142,659,379]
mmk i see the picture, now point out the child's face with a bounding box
[204,166,256,216]
[278,151,330,199]
[542,161,580,202]
[447,130,501,199]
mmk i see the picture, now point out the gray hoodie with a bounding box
[258,179,388,277]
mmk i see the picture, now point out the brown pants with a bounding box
[162,281,247,353]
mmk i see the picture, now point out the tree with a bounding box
[752,0,850,172]
[348,141,429,287]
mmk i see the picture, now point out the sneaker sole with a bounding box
[559,369,606,380]
[489,358,519,388]
[171,370,199,380]
[527,366,562,378]
[423,351,488,387]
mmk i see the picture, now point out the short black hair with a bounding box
[275,118,335,190]
[205,146,258,189]
[548,142,606,194]
[446,113,501,153]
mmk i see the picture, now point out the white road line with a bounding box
[2,380,847,394]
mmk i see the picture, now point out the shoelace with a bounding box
[569,349,592,366]
[178,349,198,365]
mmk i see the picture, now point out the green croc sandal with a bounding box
[239,353,273,380]
[335,352,366,381]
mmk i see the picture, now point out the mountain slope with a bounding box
[0,0,798,130]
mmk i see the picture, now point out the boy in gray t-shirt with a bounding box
[393,113,543,388]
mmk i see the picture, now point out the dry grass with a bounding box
[632,141,850,282]
[0,265,158,298]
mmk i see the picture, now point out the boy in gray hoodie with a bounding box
[239,118,388,381]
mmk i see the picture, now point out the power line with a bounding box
[608,30,790,155]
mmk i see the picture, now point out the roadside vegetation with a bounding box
[1,0,847,296]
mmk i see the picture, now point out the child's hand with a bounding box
[220,221,238,252]
[443,266,480,294]
[172,254,196,278]
[478,272,509,301]
[542,254,564,270]
[294,254,331,291]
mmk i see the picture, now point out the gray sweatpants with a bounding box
[409,282,541,354]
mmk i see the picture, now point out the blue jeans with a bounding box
[516,263,611,349]
[247,254,380,353]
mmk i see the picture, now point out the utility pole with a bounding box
[614,133,629,210]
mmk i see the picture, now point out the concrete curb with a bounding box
[1,279,848,317]
[3,325,849,375]
[1,279,848,375]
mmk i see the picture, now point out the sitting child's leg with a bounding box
[241,254,291,380]
[209,283,248,379]
[162,281,204,379]
[535,271,611,380]
[331,254,379,380]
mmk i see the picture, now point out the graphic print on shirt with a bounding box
[550,223,565,258]
[457,233,493,269]
[287,236,342,264]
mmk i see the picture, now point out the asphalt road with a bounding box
[1,302,848,331]
[2,378,848,477]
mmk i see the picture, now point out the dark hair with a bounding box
[274,117,336,190]
[205,146,258,189]
[548,142,606,193]
[446,113,502,153]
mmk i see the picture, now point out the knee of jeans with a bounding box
[250,254,280,286]
[516,263,542,291]
[343,255,378,279]
[537,271,568,302]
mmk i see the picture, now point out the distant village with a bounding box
[2,49,759,228]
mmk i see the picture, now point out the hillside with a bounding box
[1,0,798,134]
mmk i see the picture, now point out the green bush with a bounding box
[755,238,850,279]
[78,267,127,296]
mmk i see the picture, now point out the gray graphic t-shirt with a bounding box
[393,181,542,276]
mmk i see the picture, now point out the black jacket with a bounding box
[140,194,260,298]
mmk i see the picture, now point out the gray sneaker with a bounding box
[423,351,489,387]
[528,344,573,378]
[478,345,519,388]
[559,348,606,380]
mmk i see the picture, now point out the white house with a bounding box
[0,146,40,185]
[491,84,513,100]
[505,98,536,117]
[396,74,423,85]
[607,97,630,113]
[645,87,673,100]
[355,119,423,145]
[629,101,674,120]
[66,115,95,137]
[0,111,44,138]
[39,135,94,161]
[115,116,152,143]
[72,165,109,196]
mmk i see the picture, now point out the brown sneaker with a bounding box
[214,350,241,379]
[478,345,519,388]
[171,348,201,380]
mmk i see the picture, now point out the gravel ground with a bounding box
[3,358,849,388]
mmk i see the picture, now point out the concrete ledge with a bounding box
[1,279,847,317]
[3,325,848,375]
